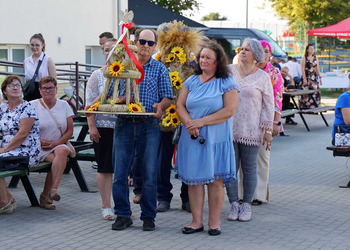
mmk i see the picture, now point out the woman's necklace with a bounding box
[239,63,256,77]
[202,74,215,83]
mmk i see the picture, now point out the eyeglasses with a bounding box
[30,44,41,48]
[138,39,155,47]
[40,86,56,92]
[8,83,22,89]
[190,135,206,145]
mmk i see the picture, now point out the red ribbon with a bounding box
[121,23,144,85]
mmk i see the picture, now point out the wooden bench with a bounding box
[1,162,52,207]
[281,109,299,118]
[9,141,95,195]
[326,145,350,188]
[300,106,335,128]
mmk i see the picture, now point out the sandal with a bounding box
[49,189,61,201]
[40,193,56,210]
[101,208,114,220]
[0,197,15,214]
[252,199,263,206]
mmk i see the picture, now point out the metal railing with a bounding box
[0,60,102,114]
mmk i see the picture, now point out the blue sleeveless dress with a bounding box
[176,75,238,186]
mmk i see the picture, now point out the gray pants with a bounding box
[226,142,259,203]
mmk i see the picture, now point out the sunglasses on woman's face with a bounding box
[138,39,155,47]
[190,135,206,145]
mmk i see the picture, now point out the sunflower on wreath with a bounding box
[108,60,127,77]
[128,102,143,113]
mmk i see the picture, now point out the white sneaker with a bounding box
[227,202,240,221]
[238,202,252,221]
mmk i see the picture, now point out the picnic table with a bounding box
[326,145,350,188]
[283,89,334,131]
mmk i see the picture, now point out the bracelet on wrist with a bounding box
[273,121,281,126]
[265,130,272,134]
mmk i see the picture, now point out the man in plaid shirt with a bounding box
[111,29,173,232]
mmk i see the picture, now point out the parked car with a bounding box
[204,27,287,62]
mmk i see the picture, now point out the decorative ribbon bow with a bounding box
[106,21,145,85]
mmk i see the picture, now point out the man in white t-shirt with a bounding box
[285,56,302,88]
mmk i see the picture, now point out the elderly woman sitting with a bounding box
[0,75,40,214]
[30,76,74,209]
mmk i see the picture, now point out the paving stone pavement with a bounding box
[1,110,350,250]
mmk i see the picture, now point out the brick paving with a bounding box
[1,107,350,250]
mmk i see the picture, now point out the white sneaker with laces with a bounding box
[239,202,252,221]
[227,202,240,221]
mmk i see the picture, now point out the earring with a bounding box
[253,60,257,64]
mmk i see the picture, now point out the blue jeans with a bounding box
[112,118,161,219]
[226,142,259,203]
[131,152,142,195]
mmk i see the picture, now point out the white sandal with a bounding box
[101,208,114,220]
[0,197,15,214]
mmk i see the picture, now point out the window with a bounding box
[85,48,92,71]
[0,46,26,82]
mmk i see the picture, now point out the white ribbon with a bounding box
[106,21,129,63]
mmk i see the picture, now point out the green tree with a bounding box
[149,0,200,15]
[267,0,350,42]
[201,12,228,21]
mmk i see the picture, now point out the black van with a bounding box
[204,27,287,62]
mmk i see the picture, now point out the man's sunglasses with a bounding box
[138,39,155,47]
[190,135,206,145]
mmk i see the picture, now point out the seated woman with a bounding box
[30,76,74,209]
[0,75,40,214]
[332,87,350,144]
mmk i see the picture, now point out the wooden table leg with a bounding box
[291,96,310,132]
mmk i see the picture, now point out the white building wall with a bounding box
[0,0,127,65]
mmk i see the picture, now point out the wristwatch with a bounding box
[273,121,281,126]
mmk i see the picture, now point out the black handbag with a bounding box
[23,54,45,101]
[0,155,29,172]
[172,125,182,145]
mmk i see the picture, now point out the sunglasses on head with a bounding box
[190,135,206,145]
[138,39,155,47]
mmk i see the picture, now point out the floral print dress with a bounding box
[299,55,321,109]
[0,101,41,167]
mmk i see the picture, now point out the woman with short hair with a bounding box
[226,38,274,222]
[0,75,40,214]
[30,76,74,209]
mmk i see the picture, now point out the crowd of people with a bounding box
[0,27,345,237]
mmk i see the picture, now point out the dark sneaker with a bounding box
[181,202,191,213]
[142,218,155,231]
[156,201,170,212]
[112,217,133,230]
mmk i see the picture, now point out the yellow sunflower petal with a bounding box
[165,104,176,117]
[178,53,187,64]
[128,103,142,113]
[171,46,184,55]
[172,77,183,89]
[108,61,125,77]
[155,52,161,61]
[170,114,180,127]
[169,71,179,81]
[166,54,176,63]
[162,116,172,127]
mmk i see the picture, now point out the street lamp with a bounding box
[246,0,249,28]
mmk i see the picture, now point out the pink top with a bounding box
[264,62,283,114]
[229,64,274,146]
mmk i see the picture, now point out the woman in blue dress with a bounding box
[176,40,239,236]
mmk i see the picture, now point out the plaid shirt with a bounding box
[118,57,173,113]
